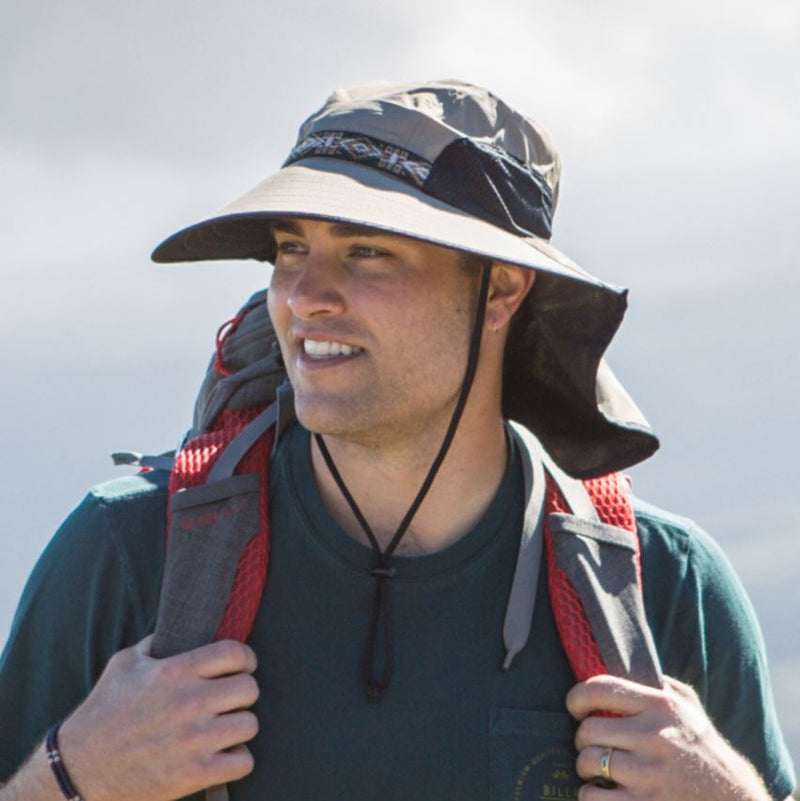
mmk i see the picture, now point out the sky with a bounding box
[2,0,799,762]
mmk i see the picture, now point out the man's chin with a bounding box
[293,394,365,439]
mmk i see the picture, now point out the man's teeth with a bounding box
[303,340,363,359]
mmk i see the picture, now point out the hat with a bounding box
[152,80,658,477]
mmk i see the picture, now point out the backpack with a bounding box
[119,291,663,799]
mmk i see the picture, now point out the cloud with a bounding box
[396,0,800,169]
[4,0,797,169]
[0,0,417,165]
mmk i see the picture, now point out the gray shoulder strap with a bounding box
[503,422,547,670]
[207,402,278,482]
[503,421,600,670]
[151,473,262,659]
[539,448,599,524]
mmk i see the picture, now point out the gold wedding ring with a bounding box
[600,746,614,783]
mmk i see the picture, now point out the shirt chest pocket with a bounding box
[490,708,580,801]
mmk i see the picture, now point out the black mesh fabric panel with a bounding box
[424,138,554,239]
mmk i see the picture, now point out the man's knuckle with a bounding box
[566,683,589,716]
[221,711,259,743]
[574,748,595,779]
[240,674,260,703]
[666,675,698,701]
[580,682,608,710]
[575,716,603,747]
[209,746,255,784]
[229,746,255,779]
[216,638,240,657]
[648,691,674,718]
[242,711,260,740]
[105,647,132,675]
[215,639,249,668]
[149,657,183,685]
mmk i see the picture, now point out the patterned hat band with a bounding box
[284,130,555,241]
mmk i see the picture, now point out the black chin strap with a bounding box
[314,263,493,702]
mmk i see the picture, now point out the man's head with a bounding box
[265,216,535,449]
[152,80,658,477]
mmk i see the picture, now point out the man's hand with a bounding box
[57,636,260,801]
[566,675,774,801]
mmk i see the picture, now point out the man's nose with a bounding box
[286,254,345,319]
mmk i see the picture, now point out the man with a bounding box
[0,81,795,800]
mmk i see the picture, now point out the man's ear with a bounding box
[485,263,536,332]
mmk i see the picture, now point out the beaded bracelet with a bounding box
[45,724,86,801]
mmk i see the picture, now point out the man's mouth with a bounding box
[302,339,364,360]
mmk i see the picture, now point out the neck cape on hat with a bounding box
[152,80,658,478]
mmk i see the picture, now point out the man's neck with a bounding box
[309,414,509,556]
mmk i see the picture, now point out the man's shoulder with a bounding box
[631,495,734,575]
[48,471,170,570]
[87,470,170,506]
[632,495,698,538]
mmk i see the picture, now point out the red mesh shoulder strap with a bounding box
[155,407,273,654]
[543,471,640,682]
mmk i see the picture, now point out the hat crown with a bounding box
[296,80,561,209]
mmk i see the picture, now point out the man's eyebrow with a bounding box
[270,219,304,235]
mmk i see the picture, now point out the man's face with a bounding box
[267,217,481,449]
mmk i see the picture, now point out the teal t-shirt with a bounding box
[0,424,795,799]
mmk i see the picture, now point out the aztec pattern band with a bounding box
[284,130,555,240]
[285,131,431,187]
[45,724,85,801]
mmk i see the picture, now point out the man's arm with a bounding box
[1,637,258,801]
[567,675,792,801]
[0,745,63,801]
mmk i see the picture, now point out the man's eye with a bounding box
[275,240,305,255]
[350,245,387,258]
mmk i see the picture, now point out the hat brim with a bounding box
[152,157,659,477]
[153,158,600,288]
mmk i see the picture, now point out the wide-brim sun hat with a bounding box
[152,80,658,478]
